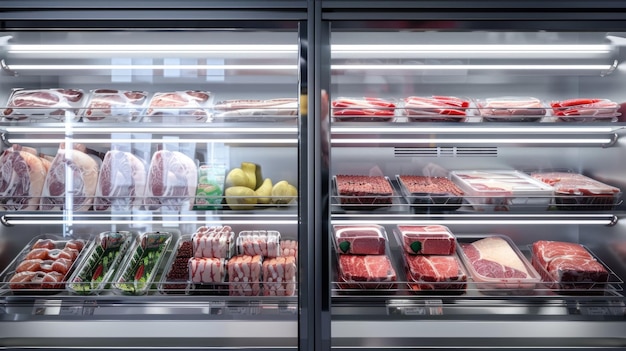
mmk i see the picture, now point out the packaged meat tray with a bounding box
[396,175,464,213]
[0,144,48,211]
[450,170,553,212]
[236,230,281,258]
[263,256,297,296]
[332,97,397,122]
[112,232,173,295]
[143,149,198,211]
[550,98,620,122]
[333,224,387,255]
[530,171,621,211]
[394,225,456,255]
[192,225,234,259]
[189,257,226,284]
[93,150,147,211]
[213,98,298,122]
[144,90,213,123]
[67,231,134,295]
[228,255,262,296]
[401,252,467,293]
[334,175,395,210]
[280,240,298,263]
[337,254,397,290]
[476,96,547,122]
[0,234,88,294]
[403,96,472,122]
[158,234,193,294]
[457,235,541,294]
[531,241,619,292]
[81,89,148,122]
[2,88,86,122]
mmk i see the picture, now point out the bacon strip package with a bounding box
[403,96,471,122]
[82,89,148,122]
[144,90,213,123]
[530,171,621,210]
[550,98,620,122]
[332,97,397,122]
[477,96,546,122]
[2,88,86,121]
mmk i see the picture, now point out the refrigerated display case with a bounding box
[320,3,626,349]
[0,3,316,350]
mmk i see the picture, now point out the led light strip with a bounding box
[331,138,613,145]
[7,138,298,144]
[3,126,298,134]
[8,44,299,54]
[3,219,298,226]
[331,64,612,71]
[331,44,613,54]
[8,64,298,71]
[332,126,617,134]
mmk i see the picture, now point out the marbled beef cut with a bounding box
[94,150,147,211]
[338,255,397,289]
[460,237,530,279]
[40,146,99,211]
[144,150,197,210]
[0,145,48,210]
[405,254,466,291]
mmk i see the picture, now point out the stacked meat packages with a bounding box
[331,97,397,122]
[333,224,397,290]
[394,225,466,293]
[403,96,471,122]
[189,226,233,293]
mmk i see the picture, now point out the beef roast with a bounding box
[40,147,99,211]
[0,145,48,210]
[94,150,147,211]
[144,150,197,210]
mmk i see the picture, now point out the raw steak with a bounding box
[263,256,297,296]
[334,225,386,255]
[397,225,456,255]
[192,225,234,259]
[94,150,147,211]
[144,150,197,210]
[0,145,48,210]
[145,91,211,122]
[532,240,608,289]
[228,255,262,296]
[84,89,148,122]
[338,255,397,289]
[40,146,100,211]
[405,254,466,290]
[189,257,225,284]
[3,89,85,121]
[460,237,530,279]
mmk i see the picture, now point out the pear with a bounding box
[241,162,262,190]
[225,168,248,188]
[255,178,273,205]
[225,186,257,210]
[271,180,298,205]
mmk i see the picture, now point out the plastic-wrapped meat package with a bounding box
[2,88,85,121]
[192,225,234,259]
[337,255,397,289]
[404,254,467,291]
[263,256,297,296]
[396,225,456,255]
[40,145,100,211]
[145,91,212,123]
[403,96,470,122]
[0,145,48,211]
[213,98,298,121]
[332,97,396,122]
[477,96,546,122]
[396,175,464,212]
[237,230,281,257]
[334,175,394,208]
[189,257,226,284]
[550,98,620,122]
[82,89,148,122]
[228,255,262,296]
[94,150,147,211]
[333,224,387,255]
[144,150,198,211]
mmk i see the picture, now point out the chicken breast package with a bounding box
[2,88,86,122]
[82,89,148,122]
[144,90,213,123]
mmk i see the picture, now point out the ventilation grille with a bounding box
[394,146,498,158]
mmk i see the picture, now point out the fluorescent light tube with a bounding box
[9,64,297,70]
[7,138,298,144]
[331,138,613,145]
[332,64,612,71]
[3,219,298,226]
[3,126,298,134]
[8,44,299,54]
[332,126,616,134]
[332,44,612,53]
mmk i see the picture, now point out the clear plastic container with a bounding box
[333,175,396,210]
[530,171,622,211]
[457,235,541,294]
[192,225,235,259]
[112,231,173,295]
[143,90,213,123]
[262,256,297,296]
[332,224,387,255]
[237,230,281,258]
[332,97,397,122]
[81,89,148,122]
[67,231,134,295]
[189,257,226,284]
[550,98,620,123]
[336,254,397,290]
[93,150,148,211]
[228,254,263,296]
[0,234,89,294]
[393,224,456,255]
[402,95,473,122]
[450,170,553,212]
[212,98,298,122]
[396,175,464,213]
[143,149,198,211]
[158,234,193,295]
[476,96,547,122]
[401,251,467,293]
[2,88,86,122]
